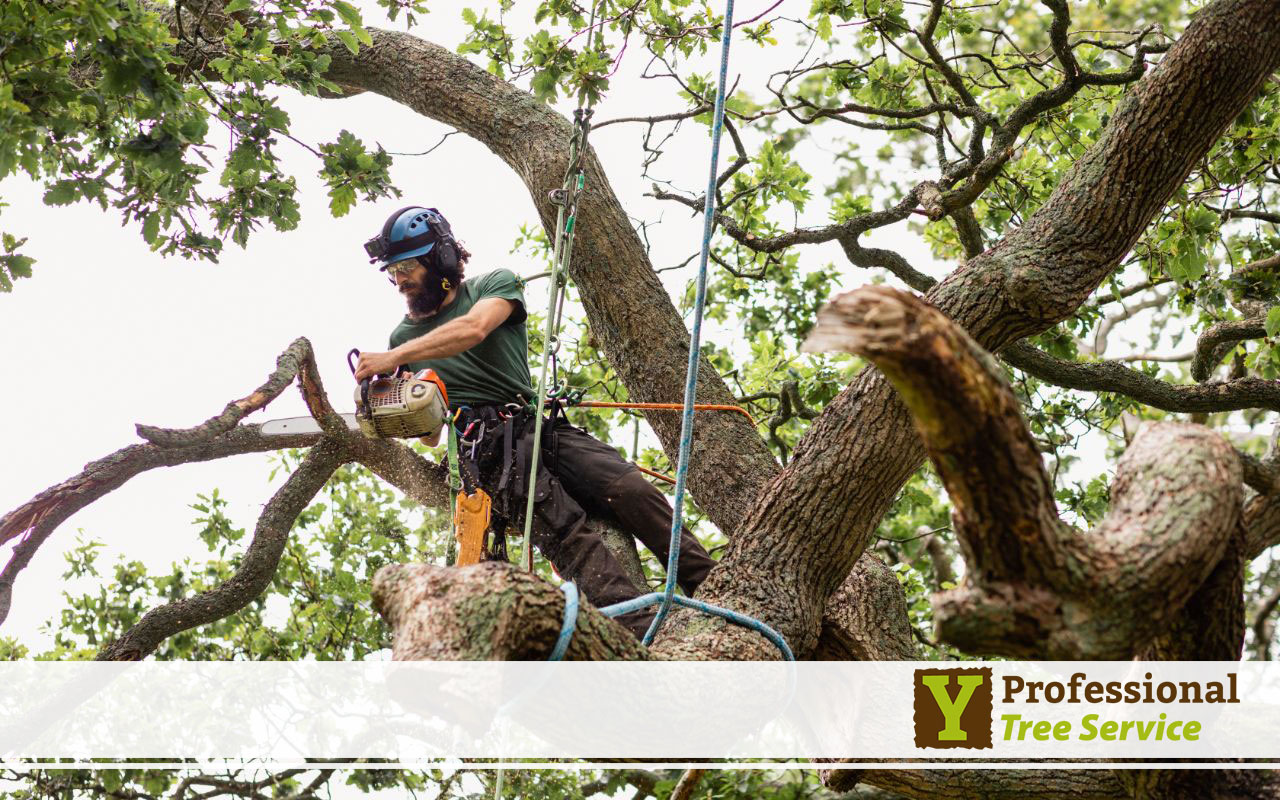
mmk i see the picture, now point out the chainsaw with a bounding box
[260,349,450,439]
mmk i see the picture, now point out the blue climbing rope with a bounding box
[640,0,738,648]
[549,581,579,661]
[602,592,794,660]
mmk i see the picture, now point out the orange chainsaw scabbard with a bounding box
[453,488,491,567]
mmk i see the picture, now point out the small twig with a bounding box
[387,130,460,156]
[594,103,711,129]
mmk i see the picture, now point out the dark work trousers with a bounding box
[500,417,717,639]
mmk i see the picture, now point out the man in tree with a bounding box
[352,205,716,638]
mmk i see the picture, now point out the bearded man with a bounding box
[353,206,716,639]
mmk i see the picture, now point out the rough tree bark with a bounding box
[372,562,647,661]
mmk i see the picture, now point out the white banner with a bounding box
[3,661,1278,759]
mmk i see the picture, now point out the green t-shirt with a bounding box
[389,268,535,410]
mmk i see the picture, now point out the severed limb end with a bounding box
[806,286,1245,660]
[804,286,1067,586]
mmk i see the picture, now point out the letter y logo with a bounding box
[914,668,993,749]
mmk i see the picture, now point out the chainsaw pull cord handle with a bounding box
[348,348,375,422]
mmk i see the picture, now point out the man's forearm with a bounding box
[391,317,486,365]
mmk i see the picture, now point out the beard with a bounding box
[403,278,448,319]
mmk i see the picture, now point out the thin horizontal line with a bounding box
[4,762,1280,771]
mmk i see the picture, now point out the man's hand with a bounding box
[354,350,401,381]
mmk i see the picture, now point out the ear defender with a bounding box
[424,208,461,273]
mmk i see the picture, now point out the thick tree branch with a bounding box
[1245,491,1280,560]
[347,434,452,510]
[1001,340,1280,413]
[1141,520,1246,661]
[1191,318,1267,381]
[371,562,649,661]
[806,287,1243,659]
[1238,449,1280,497]
[814,555,916,660]
[805,289,1067,584]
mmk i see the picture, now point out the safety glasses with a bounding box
[383,258,420,284]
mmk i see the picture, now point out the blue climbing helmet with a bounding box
[363,206,460,274]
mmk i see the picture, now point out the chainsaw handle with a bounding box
[348,347,403,380]
[359,377,372,420]
[348,349,374,420]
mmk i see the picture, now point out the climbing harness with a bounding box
[446,405,526,567]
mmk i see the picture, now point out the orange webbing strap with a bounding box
[636,464,676,485]
[454,488,492,567]
[568,400,757,427]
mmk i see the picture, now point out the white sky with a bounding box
[0,0,1115,652]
